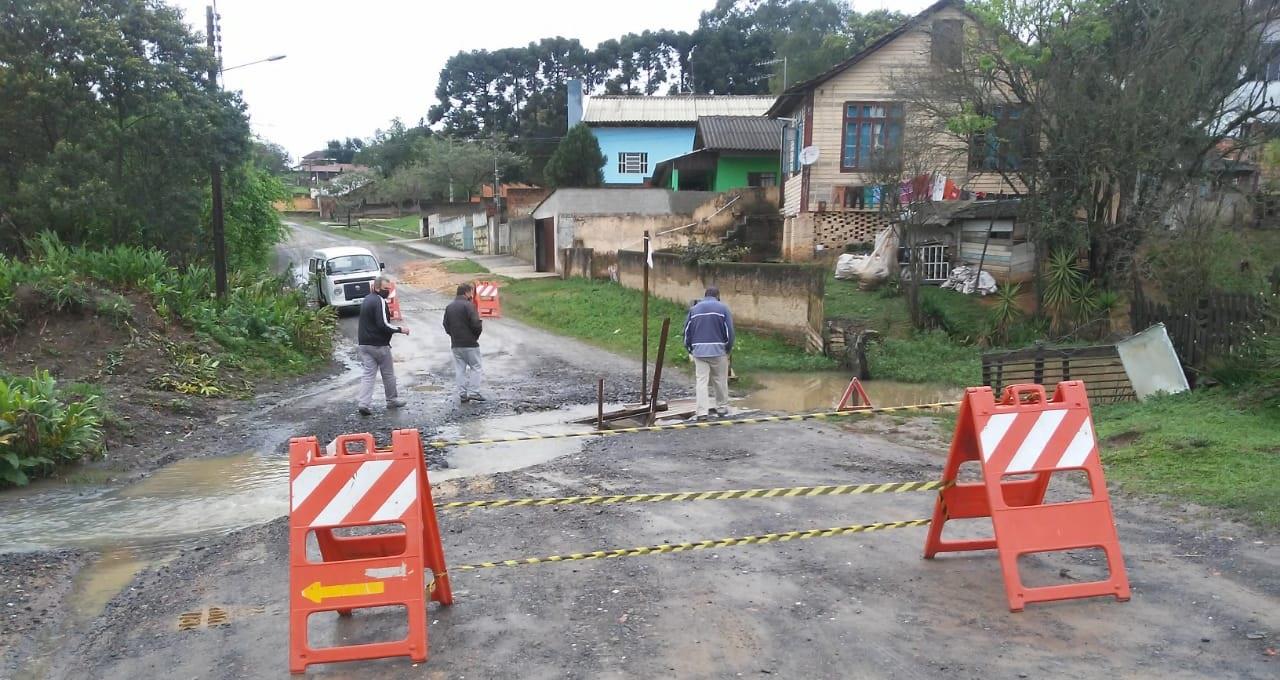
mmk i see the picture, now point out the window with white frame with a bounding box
[617,152,648,174]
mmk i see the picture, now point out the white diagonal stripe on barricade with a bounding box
[979,412,1018,462]
[311,459,394,527]
[291,464,335,511]
[369,470,418,522]
[1005,409,1068,473]
[1056,417,1096,469]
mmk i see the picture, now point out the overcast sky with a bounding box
[171,0,932,160]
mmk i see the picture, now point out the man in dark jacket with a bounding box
[684,286,735,421]
[357,275,410,416]
[443,283,485,402]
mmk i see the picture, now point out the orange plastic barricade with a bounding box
[385,281,403,321]
[835,377,873,411]
[288,429,452,674]
[923,381,1130,612]
[474,280,501,318]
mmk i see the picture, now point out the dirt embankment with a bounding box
[0,288,335,481]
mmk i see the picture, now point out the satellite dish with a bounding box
[800,145,820,166]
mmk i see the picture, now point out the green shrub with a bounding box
[0,371,103,486]
[1,233,336,378]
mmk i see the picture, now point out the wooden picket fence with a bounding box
[1130,285,1270,371]
[981,344,1136,404]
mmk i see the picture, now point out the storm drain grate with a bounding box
[177,611,204,631]
[206,607,230,627]
[177,605,255,631]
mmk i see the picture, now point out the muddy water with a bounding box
[0,406,602,556]
[739,372,962,413]
[0,451,289,554]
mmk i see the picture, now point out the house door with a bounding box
[535,218,555,272]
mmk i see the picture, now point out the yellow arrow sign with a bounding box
[301,580,385,604]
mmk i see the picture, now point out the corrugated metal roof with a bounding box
[582,96,777,124]
[532,188,719,218]
[696,116,786,151]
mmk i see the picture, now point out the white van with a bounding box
[306,246,385,309]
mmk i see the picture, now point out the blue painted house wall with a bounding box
[591,127,696,185]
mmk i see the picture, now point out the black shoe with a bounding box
[460,395,471,403]
[468,393,487,402]
[358,406,373,416]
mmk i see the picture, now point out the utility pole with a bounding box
[206,5,228,300]
[493,133,501,255]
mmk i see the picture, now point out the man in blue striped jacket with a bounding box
[684,286,735,421]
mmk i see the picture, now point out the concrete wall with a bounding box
[714,155,780,192]
[592,127,695,184]
[428,211,487,238]
[509,216,536,264]
[274,195,318,213]
[551,188,781,271]
[617,250,825,348]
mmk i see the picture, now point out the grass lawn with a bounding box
[289,216,395,243]
[825,272,988,386]
[364,216,421,237]
[442,259,490,275]
[1094,389,1280,529]
[502,278,837,374]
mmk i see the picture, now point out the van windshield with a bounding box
[326,255,378,275]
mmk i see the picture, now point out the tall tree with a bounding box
[897,0,1280,286]
[543,124,606,188]
[0,0,251,255]
[325,138,365,164]
[357,118,432,177]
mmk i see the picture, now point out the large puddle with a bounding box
[0,406,602,556]
[739,372,962,412]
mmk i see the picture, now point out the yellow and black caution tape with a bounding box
[437,480,947,510]
[425,401,959,449]
[453,518,932,571]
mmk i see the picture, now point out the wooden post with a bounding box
[647,318,671,425]
[1033,343,1045,385]
[642,231,650,404]
[597,378,605,431]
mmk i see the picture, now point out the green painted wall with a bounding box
[713,154,780,192]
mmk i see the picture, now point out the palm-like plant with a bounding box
[1044,249,1081,333]
[989,282,1024,346]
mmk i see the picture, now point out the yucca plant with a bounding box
[988,282,1024,346]
[1044,249,1082,334]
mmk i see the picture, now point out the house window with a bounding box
[788,112,806,174]
[618,152,648,175]
[841,102,904,171]
[932,19,963,67]
[747,172,777,188]
[969,105,1031,172]
[1262,42,1280,81]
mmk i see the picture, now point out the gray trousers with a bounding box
[693,354,730,416]
[356,345,398,408]
[452,347,483,397]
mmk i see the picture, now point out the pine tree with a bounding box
[543,124,606,188]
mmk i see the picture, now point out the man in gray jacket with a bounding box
[443,283,485,402]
